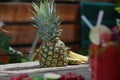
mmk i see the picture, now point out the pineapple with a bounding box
[31,0,68,67]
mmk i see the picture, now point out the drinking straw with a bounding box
[81,15,93,29]
[96,10,104,26]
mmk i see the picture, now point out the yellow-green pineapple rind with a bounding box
[32,0,68,67]
[39,39,68,67]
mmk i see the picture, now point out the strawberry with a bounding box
[60,72,84,80]
[10,73,31,80]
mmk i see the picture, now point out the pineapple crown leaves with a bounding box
[31,0,62,41]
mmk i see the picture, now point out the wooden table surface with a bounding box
[0,62,91,80]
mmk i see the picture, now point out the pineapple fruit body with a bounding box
[39,39,68,67]
[31,0,68,67]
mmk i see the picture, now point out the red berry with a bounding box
[60,75,65,80]
[23,77,32,80]
[76,75,84,80]
[10,76,18,80]
[19,73,29,78]
[10,73,30,80]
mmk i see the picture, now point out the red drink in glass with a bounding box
[89,42,120,80]
[88,25,120,80]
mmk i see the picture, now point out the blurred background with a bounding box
[0,0,118,64]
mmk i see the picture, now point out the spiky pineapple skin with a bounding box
[38,39,68,67]
[31,0,68,67]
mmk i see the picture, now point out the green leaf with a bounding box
[116,18,120,30]
[0,32,12,54]
[8,55,28,63]
[40,2,48,17]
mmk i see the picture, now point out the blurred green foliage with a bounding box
[0,32,12,54]
[0,32,28,64]
[115,0,120,13]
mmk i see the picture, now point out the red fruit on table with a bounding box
[10,73,31,80]
[76,75,84,80]
[60,72,84,80]
[23,77,32,80]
